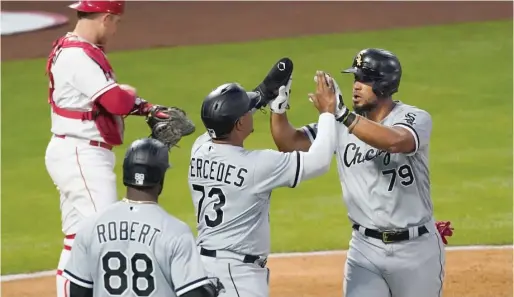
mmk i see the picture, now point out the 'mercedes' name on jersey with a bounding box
[96,221,161,247]
[189,157,248,187]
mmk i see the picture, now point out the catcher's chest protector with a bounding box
[46,36,124,145]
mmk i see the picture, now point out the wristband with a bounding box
[348,115,360,134]
[343,112,357,127]
[336,108,350,123]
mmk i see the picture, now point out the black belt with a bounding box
[352,224,429,244]
[200,248,267,268]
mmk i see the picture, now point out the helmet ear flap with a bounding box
[372,72,400,98]
[372,82,382,97]
[372,80,389,98]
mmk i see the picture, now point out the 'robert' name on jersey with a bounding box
[189,157,248,187]
[96,221,161,247]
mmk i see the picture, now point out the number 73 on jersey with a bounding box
[192,184,227,228]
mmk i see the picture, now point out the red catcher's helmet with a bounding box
[69,1,125,15]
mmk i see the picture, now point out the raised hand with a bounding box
[314,73,350,122]
[308,71,336,114]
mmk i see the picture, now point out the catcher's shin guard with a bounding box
[56,234,75,297]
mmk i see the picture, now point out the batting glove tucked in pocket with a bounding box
[269,77,292,114]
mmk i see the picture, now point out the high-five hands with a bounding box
[308,71,337,115]
[313,72,350,122]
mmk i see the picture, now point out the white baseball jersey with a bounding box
[301,102,433,230]
[49,33,121,143]
[62,200,212,297]
[188,113,337,257]
[188,134,301,257]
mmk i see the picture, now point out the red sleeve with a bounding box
[96,86,136,115]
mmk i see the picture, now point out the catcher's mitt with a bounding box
[253,57,294,109]
[146,105,196,149]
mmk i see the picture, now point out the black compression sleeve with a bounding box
[69,282,93,297]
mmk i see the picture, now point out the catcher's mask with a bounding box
[123,138,170,191]
[201,83,259,140]
[342,48,402,98]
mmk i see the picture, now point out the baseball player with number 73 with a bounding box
[188,60,340,297]
[263,49,454,297]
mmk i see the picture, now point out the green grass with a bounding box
[2,20,512,274]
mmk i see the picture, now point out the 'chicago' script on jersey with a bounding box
[96,221,161,247]
[343,142,391,168]
[189,157,248,187]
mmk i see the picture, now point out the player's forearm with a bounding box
[96,86,136,115]
[301,113,336,180]
[270,112,294,151]
[348,114,414,153]
[270,112,311,152]
[128,98,154,116]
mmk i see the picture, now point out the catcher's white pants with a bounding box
[45,135,118,297]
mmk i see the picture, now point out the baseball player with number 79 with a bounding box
[264,49,454,297]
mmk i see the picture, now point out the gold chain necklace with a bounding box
[122,198,157,205]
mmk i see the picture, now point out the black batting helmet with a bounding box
[201,83,259,140]
[342,48,402,98]
[122,138,170,188]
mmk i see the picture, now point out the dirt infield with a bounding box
[2,248,513,297]
[1,1,513,296]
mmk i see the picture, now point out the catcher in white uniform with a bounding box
[44,2,194,296]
